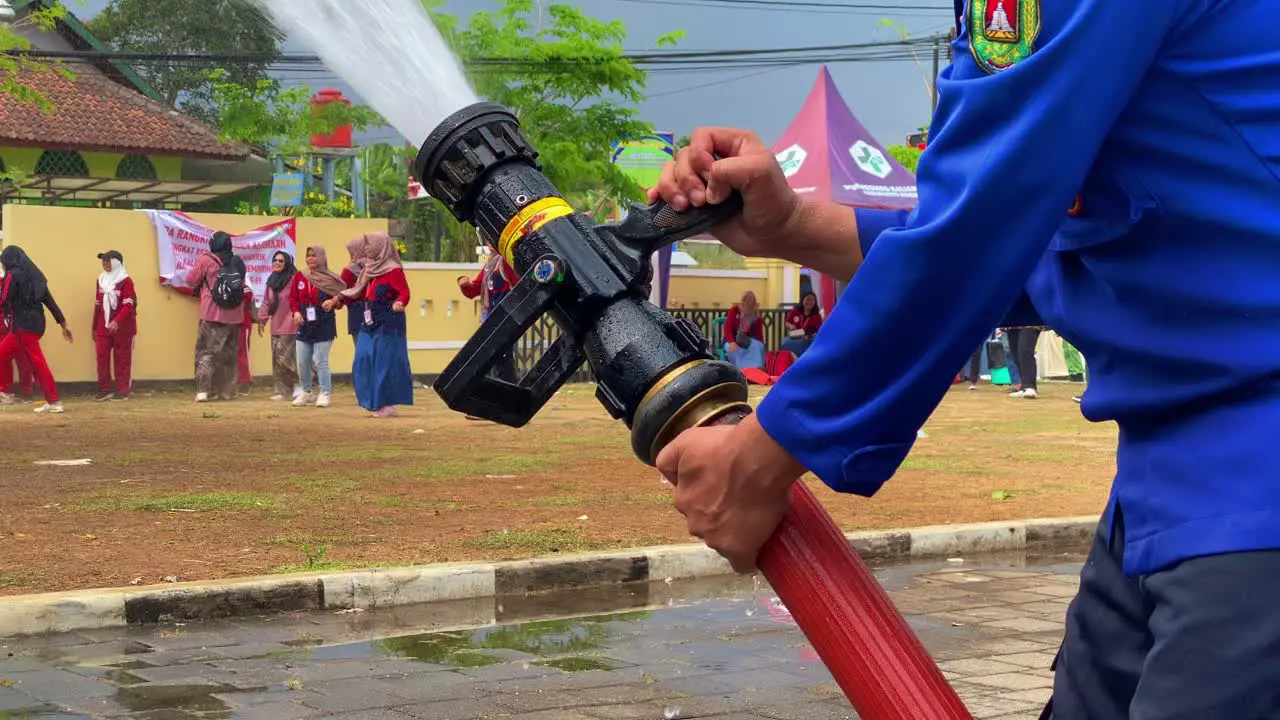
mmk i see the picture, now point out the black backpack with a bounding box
[208,257,246,309]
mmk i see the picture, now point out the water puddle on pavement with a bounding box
[0,552,1084,719]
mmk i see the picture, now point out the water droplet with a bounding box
[664,707,682,719]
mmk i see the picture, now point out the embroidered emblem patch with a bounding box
[968,0,1041,74]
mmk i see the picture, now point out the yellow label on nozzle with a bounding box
[497,197,574,266]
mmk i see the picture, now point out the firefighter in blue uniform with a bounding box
[651,0,1280,715]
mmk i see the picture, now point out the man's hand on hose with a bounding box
[656,413,807,573]
[648,127,863,281]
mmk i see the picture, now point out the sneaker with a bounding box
[293,392,315,407]
[195,392,209,403]
[1072,394,1082,403]
[34,402,64,414]
[967,383,978,391]
[373,406,398,418]
[1008,390,1025,399]
[1022,388,1039,399]
[95,392,114,402]
[315,392,331,408]
[0,393,14,405]
[110,393,129,402]
[269,394,285,402]
[292,384,304,399]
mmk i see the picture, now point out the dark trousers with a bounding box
[1007,327,1041,390]
[1045,511,1280,719]
[963,346,983,382]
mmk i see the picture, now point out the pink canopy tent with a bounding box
[772,66,918,314]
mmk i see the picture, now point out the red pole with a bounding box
[706,410,972,720]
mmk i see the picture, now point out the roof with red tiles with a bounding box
[0,66,251,162]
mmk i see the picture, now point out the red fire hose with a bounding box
[707,409,972,720]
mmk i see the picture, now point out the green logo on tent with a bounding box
[969,0,1041,74]
[776,144,807,177]
[849,140,891,179]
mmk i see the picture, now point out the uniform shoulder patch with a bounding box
[968,0,1041,74]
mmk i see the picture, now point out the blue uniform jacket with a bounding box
[756,0,1280,577]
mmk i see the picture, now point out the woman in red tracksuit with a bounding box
[93,249,137,401]
[0,246,73,412]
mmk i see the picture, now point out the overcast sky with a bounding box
[72,0,949,149]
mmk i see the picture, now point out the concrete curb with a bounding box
[0,515,1097,637]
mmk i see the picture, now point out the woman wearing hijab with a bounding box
[0,279,36,401]
[92,250,137,401]
[326,233,412,417]
[187,231,245,402]
[257,250,301,401]
[291,245,345,408]
[722,290,766,370]
[339,236,367,348]
[0,246,73,412]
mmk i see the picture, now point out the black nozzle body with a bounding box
[413,102,541,223]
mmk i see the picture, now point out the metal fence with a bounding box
[513,307,792,383]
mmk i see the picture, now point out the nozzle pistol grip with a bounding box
[432,258,585,427]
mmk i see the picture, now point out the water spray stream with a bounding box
[254,0,477,145]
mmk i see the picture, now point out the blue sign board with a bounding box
[270,173,305,208]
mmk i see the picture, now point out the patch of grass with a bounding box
[554,435,609,445]
[621,492,672,507]
[419,455,554,480]
[0,572,29,589]
[516,495,584,507]
[272,559,383,573]
[287,474,359,497]
[898,455,992,475]
[465,527,603,554]
[373,497,409,508]
[101,451,156,467]
[266,533,382,547]
[308,445,408,463]
[76,492,279,513]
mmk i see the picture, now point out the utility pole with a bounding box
[931,34,941,115]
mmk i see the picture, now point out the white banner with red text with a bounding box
[146,210,298,301]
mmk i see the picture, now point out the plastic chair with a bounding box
[710,316,727,361]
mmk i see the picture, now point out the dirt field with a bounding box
[0,381,1114,596]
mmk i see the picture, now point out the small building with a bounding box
[0,0,271,212]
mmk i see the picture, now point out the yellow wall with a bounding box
[666,269,768,310]
[0,146,183,182]
[1,205,791,384]
[2,205,386,383]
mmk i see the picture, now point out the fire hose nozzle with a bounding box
[415,101,748,464]
[414,102,973,720]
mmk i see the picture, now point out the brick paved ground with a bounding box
[0,556,1083,719]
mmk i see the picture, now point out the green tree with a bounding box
[887,144,922,174]
[0,1,71,115]
[211,73,391,218]
[210,73,384,157]
[424,0,683,203]
[89,0,283,124]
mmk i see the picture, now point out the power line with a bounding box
[611,0,949,14]
[7,35,944,66]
